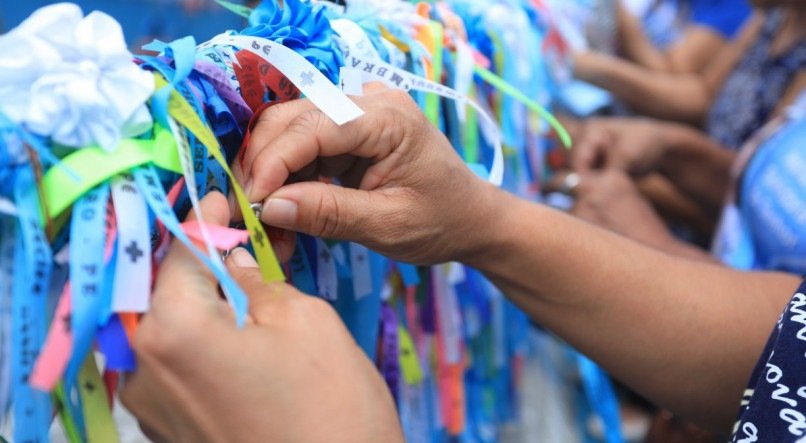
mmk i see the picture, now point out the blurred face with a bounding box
[748,0,806,10]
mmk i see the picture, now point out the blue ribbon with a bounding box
[138,45,211,199]
[63,182,112,439]
[96,315,136,372]
[397,263,420,288]
[288,235,317,296]
[333,262,381,360]
[11,167,53,443]
[141,37,198,128]
[577,353,623,443]
[133,165,249,327]
[243,0,344,84]
[0,216,15,429]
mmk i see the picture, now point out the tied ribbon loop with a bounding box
[154,73,284,283]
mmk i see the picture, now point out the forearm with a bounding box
[665,28,728,74]
[616,4,670,71]
[573,52,710,123]
[463,188,799,431]
[656,123,736,212]
[644,231,718,262]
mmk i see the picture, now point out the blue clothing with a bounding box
[707,9,806,151]
[713,104,806,275]
[732,279,806,442]
[642,0,750,48]
[715,94,806,438]
[689,0,750,39]
[738,119,806,274]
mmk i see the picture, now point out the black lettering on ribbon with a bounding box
[390,73,405,88]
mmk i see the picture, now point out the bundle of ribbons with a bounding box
[0,1,620,442]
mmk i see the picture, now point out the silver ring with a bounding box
[560,172,581,196]
[249,202,264,219]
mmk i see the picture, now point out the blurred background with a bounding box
[0,0,253,53]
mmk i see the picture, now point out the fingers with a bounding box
[362,81,390,95]
[153,192,232,306]
[238,100,321,184]
[243,82,397,171]
[258,180,402,246]
[570,124,614,172]
[544,171,583,197]
[225,247,301,323]
[244,90,417,203]
[266,226,297,263]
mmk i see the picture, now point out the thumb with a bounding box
[259,181,399,246]
[155,192,232,301]
[225,247,302,323]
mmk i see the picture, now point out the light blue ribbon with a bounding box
[11,167,53,443]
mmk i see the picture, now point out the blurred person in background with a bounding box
[551,89,806,443]
[572,1,804,129]
[552,1,806,439]
[558,0,806,239]
[121,85,806,443]
[618,0,751,75]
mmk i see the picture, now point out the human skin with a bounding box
[573,4,806,123]
[121,193,403,443]
[237,86,801,432]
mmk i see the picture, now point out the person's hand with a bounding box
[121,193,403,443]
[235,84,499,265]
[570,118,668,175]
[551,169,677,249]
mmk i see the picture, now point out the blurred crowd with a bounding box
[2,1,804,441]
[0,0,249,51]
[549,0,806,441]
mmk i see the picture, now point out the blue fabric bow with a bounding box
[242,0,344,84]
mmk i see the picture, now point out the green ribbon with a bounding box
[424,21,445,126]
[53,383,82,443]
[41,126,181,222]
[473,65,572,149]
[213,0,253,18]
[79,355,120,443]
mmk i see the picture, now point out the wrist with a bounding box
[655,121,686,175]
[571,51,594,81]
[455,184,519,270]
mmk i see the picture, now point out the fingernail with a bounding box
[264,198,298,228]
[243,179,254,200]
[230,247,258,268]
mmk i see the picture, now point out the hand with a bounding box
[236,84,499,265]
[563,169,677,250]
[121,193,403,443]
[571,118,667,175]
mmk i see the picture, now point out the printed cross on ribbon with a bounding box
[300,71,315,87]
[120,182,137,194]
[62,313,71,333]
[253,228,266,247]
[124,240,144,263]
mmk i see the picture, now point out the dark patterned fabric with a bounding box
[707,9,806,150]
[731,280,806,442]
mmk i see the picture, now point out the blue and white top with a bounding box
[713,92,806,275]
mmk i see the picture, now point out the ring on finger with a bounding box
[560,172,581,196]
[249,202,264,220]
